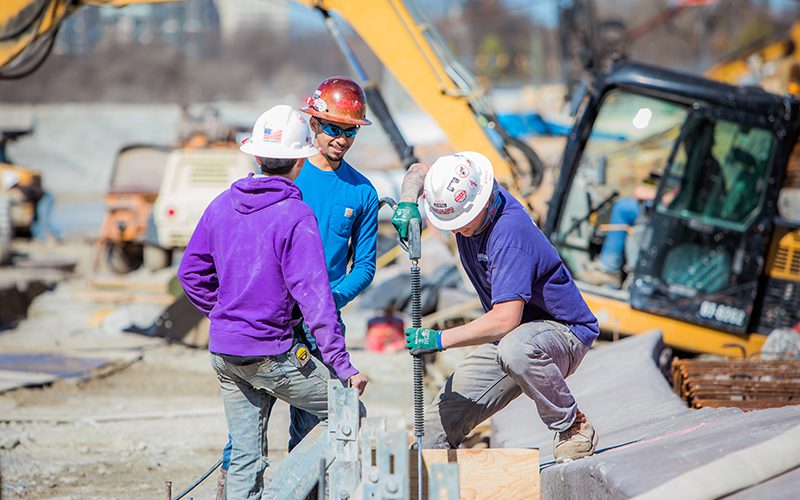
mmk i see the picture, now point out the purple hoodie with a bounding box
[177,173,358,381]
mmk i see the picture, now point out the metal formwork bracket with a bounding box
[328,381,362,499]
[428,464,459,500]
[360,418,409,500]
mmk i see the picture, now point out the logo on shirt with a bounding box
[477,253,489,262]
[344,207,354,218]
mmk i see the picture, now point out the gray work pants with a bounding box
[423,320,590,448]
[210,352,336,500]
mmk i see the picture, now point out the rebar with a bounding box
[410,260,424,500]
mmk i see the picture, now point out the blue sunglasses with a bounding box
[317,119,359,139]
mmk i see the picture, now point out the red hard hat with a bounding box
[301,76,372,126]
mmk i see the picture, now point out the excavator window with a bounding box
[657,118,774,231]
[554,89,687,282]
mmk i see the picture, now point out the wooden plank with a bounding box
[410,448,539,500]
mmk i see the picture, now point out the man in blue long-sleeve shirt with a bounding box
[289,76,379,449]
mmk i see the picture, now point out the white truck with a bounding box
[145,147,255,269]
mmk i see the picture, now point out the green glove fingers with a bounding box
[391,202,421,241]
[405,327,443,356]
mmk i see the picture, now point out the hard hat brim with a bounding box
[425,151,495,231]
[240,140,318,159]
[300,106,372,126]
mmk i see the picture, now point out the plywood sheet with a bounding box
[410,448,539,500]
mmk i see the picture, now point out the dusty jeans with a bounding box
[423,320,590,448]
[210,350,334,500]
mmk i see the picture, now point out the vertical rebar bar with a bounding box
[410,261,424,500]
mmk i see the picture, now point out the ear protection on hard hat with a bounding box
[240,105,318,159]
[301,77,372,126]
[423,152,495,231]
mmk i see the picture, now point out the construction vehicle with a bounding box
[3,1,800,358]
[0,127,47,265]
[544,61,800,356]
[147,144,254,269]
[97,114,252,273]
[97,144,170,273]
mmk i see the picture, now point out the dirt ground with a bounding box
[0,239,415,499]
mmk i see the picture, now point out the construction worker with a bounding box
[391,152,600,462]
[216,79,380,495]
[288,76,380,448]
[177,105,368,499]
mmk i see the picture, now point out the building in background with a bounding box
[55,0,221,59]
[215,0,290,42]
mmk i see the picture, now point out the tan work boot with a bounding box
[553,410,598,463]
[215,468,226,500]
[576,261,621,288]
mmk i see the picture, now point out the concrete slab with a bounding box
[491,332,800,498]
[727,467,800,500]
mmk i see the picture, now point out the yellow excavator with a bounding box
[3,0,800,358]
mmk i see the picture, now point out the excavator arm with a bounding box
[0,1,174,78]
[0,0,544,200]
[295,0,523,188]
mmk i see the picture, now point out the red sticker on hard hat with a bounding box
[454,189,467,204]
[457,164,470,178]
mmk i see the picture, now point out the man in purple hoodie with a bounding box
[177,105,368,499]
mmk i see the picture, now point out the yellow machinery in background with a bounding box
[706,21,800,95]
[0,129,42,237]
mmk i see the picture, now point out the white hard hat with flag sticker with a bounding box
[240,105,318,159]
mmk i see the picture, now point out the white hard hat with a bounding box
[2,170,20,191]
[240,105,318,159]
[423,152,494,230]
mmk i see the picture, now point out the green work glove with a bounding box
[405,327,443,356]
[391,202,421,241]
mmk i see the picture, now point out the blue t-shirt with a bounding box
[456,185,599,346]
[294,158,379,309]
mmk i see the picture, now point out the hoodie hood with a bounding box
[231,173,301,214]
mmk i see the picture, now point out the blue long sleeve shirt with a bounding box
[295,158,379,309]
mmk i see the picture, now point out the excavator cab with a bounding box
[545,62,800,354]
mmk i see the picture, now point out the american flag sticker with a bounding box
[344,207,353,217]
[263,127,282,142]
